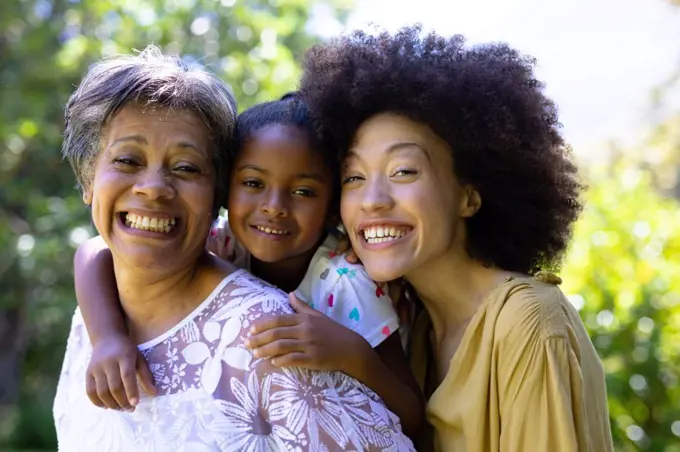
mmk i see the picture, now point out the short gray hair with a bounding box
[62,45,237,209]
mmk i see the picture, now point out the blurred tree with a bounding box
[0,0,350,449]
[561,155,680,451]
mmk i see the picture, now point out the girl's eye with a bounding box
[243,179,263,189]
[293,188,315,197]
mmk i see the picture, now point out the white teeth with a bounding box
[256,226,288,235]
[362,225,410,241]
[124,213,176,234]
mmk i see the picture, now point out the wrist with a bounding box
[342,337,375,379]
[88,329,130,348]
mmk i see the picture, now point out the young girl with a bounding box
[73,93,424,437]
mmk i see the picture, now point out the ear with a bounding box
[460,185,481,218]
[82,186,93,205]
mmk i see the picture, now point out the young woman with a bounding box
[300,25,615,452]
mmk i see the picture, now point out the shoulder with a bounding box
[493,274,580,346]
[212,270,294,320]
[306,235,373,286]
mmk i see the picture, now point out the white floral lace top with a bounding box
[53,269,415,452]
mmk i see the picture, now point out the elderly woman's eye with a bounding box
[113,157,138,167]
[175,165,200,174]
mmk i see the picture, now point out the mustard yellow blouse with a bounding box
[409,274,614,452]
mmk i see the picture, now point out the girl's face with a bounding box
[341,113,479,282]
[227,124,333,263]
[85,105,215,272]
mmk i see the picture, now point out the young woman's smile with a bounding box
[341,113,475,282]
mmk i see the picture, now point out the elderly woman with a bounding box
[301,26,615,451]
[53,46,414,451]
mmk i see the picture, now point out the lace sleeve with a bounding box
[205,275,415,451]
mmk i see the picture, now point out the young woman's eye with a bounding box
[392,168,418,177]
[342,175,364,184]
[243,179,263,189]
[293,188,315,197]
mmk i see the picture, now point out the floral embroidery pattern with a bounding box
[54,270,414,451]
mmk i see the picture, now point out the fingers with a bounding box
[86,372,105,409]
[288,293,319,316]
[249,314,300,335]
[93,369,122,411]
[119,360,139,409]
[106,367,134,411]
[252,339,304,359]
[344,250,360,264]
[136,353,157,396]
[247,326,298,350]
[334,238,350,254]
[271,352,315,368]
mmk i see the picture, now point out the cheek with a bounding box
[227,186,257,218]
[297,199,330,235]
[340,190,360,225]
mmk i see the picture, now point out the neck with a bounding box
[113,253,205,343]
[251,249,316,294]
[406,244,517,341]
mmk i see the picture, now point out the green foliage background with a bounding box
[0,0,678,450]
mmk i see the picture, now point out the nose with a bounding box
[132,168,175,200]
[260,189,288,218]
[361,176,395,213]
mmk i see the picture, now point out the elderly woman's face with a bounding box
[83,105,215,270]
[340,113,479,282]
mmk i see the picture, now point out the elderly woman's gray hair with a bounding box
[62,45,236,210]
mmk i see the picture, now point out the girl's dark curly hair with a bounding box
[300,25,584,274]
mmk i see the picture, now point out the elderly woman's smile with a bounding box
[84,104,215,268]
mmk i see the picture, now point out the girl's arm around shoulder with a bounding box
[295,252,424,438]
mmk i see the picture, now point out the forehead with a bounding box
[105,105,210,147]
[239,125,324,167]
[350,113,449,155]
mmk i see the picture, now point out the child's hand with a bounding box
[86,337,156,411]
[245,293,372,372]
[334,235,361,265]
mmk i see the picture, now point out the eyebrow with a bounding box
[347,141,430,161]
[109,135,147,148]
[108,135,204,154]
[236,164,325,182]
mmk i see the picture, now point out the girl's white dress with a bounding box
[53,269,414,451]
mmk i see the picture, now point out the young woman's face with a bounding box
[84,105,215,271]
[227,124,333,263]
[341,113,475,282]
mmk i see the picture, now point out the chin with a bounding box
[362,259,409,283]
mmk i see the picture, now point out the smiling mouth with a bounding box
[120,212,177,234]
[251,225,291,236]
[360,225,413,244]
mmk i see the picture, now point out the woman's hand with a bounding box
[245,293,372,373]
[86,336,156,411]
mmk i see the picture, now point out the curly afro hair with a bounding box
[300,25,583,274]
